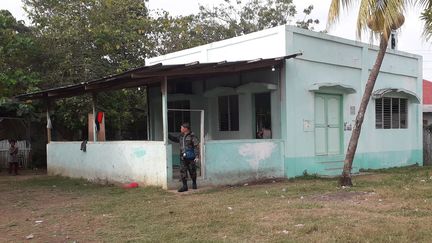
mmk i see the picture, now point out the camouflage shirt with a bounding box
[168,132,200,159]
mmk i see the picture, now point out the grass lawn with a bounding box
[1,166,432,242]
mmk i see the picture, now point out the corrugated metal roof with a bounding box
[16,53,302,101]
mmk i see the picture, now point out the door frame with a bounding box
[167,108,206,179]
[314,93,344,156]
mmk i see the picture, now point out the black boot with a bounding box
[178,179,188,192]
[192,178,197,190]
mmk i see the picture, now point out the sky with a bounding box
[1,0,432,80]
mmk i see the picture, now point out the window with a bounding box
[218,95,239,131]
[168,100,190,132]
[375,97,407,129]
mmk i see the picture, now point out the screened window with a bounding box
[168,100,190,132]
[375,97,407,129]
[218,95,239,131]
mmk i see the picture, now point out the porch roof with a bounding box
[16,53,302,101]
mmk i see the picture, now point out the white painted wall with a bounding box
[47,141,169,188]
[146,25,287,65]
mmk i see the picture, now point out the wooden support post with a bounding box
[161,77,168,144]
[146,85,151,141]
[92,93,97,142]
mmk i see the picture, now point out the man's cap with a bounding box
[181,122,190,129]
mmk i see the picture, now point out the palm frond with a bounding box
[327,0,355,29]
[328,0,421,42]
[381,0,406,41]
[421,6,432,40]
[417,0,432,9]
[356,0,372,39]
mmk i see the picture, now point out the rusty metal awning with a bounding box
[372,88,421,103]
[16,53,302,101]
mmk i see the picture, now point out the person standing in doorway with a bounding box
[8,139,19,175]
[168,122,200,192]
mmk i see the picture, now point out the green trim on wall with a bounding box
[285,149,422,178]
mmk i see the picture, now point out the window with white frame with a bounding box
[218,95,239,131]
[168,100,190,132]
[375,97,407,129]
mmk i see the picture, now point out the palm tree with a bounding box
[327,0,406,186]
[419,0,432,39]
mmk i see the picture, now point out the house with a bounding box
[17,25,423,189]
[423,79,432,125]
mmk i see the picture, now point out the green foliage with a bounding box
[22,0,153,134]
[0,10,42,116]
[420,0,432,40]
[196,0,299,36]
[153,0,320,54]
[24,0,153,85]
[96,88,148,140]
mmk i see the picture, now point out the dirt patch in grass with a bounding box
[308,190,372,202]
[0,172,107,242]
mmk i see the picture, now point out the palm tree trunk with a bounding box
[340,34,389,186]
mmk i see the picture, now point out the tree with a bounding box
[0,10,42,116]
[328,0,408,186]
[152,0,320,55]
[24,0,154,86]
[23,0,154,138]
[420,0,432,39]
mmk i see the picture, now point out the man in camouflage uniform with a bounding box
[168,122,200,192]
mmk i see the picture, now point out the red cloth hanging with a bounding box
[97,112,104,123]
[95,112,104,131]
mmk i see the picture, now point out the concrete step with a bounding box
[325,166,357,171]
[319,160,344,165]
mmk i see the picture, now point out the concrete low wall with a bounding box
[47,141,169,188]
[203,140,285,186]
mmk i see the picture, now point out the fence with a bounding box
[0,140,31,169]
[424,127,432,166]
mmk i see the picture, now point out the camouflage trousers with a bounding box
[180,159,197,181]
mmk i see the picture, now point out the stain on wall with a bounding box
[238,142,277,172]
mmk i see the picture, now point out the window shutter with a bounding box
[383,98,392,129]
[391,98,400,129]
[375,97,408,129]
[400,99,407,128]
[375,98,383,129]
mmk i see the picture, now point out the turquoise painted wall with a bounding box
[285,150,422,178]
[283,26,423,177]
[204,140,284,185]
